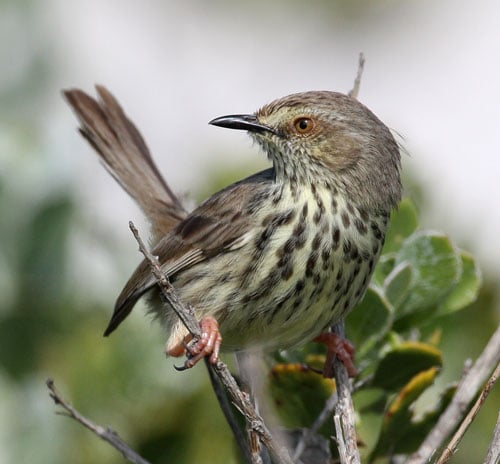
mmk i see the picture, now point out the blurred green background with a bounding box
[1,0,498,463]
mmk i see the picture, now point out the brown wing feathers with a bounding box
[65,86,273,337]
[64,85,187,240]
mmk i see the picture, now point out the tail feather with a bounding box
[64,85,188,240]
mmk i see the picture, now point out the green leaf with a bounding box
[347,287,392,360]
[383,198,419,254]
[372,341,442,391]
[269,363,335,430]
[373,255,396,287]
[384,262,413,309]
[392,383,456,454]
[393,232,461,317]
[371,376,455,460]
[437,250,482,315]
[370,367,439,461]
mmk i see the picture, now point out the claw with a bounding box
[174,362,190,372]
[169,316,222,371]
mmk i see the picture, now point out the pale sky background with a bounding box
[5,0,500,279]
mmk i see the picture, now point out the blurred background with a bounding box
[1,0,498,462]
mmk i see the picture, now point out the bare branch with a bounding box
[348,53,366,100]
[129,221,294,464]
[129,222,201,339]
[46,379,151,464]
[210,348,294,463]
[294,390,338,461]
[406,325,500,464]
[332,321,361,464]
[484,411,500,464]
[234,351,268,464]
[205,358,254,463]
[436,362,500,464]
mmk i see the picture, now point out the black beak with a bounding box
[209,114,275,134]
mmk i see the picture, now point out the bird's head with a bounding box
[210,91,402,210]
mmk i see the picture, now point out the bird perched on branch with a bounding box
[65,86,402,376]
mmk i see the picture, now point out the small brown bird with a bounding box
[65,86,402,375]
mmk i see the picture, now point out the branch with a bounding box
[437,361,499,464]
[406,325,500,464]
[348,53,366,100]
[234,351,269,464]
[129,221,294,464]
[204,358,254,463]
[332,321,361,464]
[484,411,500,464]
[46,379,151,464]
[293,390,338,461]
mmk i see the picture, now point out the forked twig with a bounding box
[406,325,500,464]
[436,362,500,464]
[293,390,338,460]
[46,379,151,464]
[204,358,254,463]
[129,221,294,464]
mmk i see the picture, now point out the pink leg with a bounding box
[314,332,357,378]
[173,316,223,371]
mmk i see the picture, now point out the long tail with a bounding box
[64,85,187,240]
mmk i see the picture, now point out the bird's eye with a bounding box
[293,117,314,135]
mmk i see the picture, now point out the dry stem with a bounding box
[46,379,151,464]
[129,221,294,464]
[348,53,366,99]
[436,362,499,464]
[484,411,500,464]
[406,325,500,464]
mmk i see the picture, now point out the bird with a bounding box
[64,86,402,376]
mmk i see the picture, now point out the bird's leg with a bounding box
[172,316,222,371]
[314,332,357,378]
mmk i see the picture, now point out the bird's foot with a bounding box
[314,332,357,378]
[170,316,222,371]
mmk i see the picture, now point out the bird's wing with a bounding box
[103,169,275,335]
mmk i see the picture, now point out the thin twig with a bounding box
[348,53,366,100]
[129,221,294,464]
[332,321,361,464]
[131,222,201,339]
[205,358,254,463]
[437,362,500,464]
[210,345,292,463]
[484,411,500,464]
[293,390,338,460]
[311,390,339,432]
[406,325,500,464]
[46,379,151,464]
[235,351,267,464]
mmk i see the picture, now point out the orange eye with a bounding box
[293,117,314,134]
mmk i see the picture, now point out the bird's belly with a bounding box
[164,191,383,353]
[219,253,372,351]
